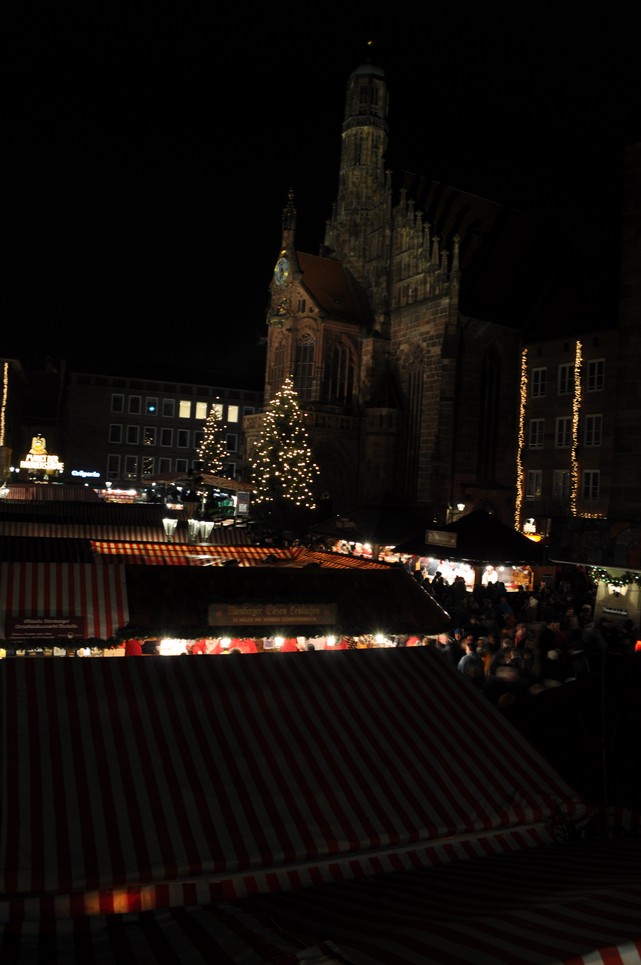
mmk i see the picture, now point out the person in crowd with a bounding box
[435,631,463,668]
[495,593,516,630]
[478,633,499,677]
[538,617,566,664]
[430,571,447,603]
[456,637,485,688]
[540,646,570,686]
[565,630,591,680]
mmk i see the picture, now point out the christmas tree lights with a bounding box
[197,402,227,475]
[250,376,319,516]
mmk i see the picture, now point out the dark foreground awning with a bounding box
[123,562,452,636]
[2,646,640,963]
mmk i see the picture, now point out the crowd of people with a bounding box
[403,568,640,711]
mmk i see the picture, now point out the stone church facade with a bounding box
[244,59,567,526]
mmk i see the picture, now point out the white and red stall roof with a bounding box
[3,647,638,963]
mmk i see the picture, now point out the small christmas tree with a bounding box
[250,375,319,534]
[197,402,227,475]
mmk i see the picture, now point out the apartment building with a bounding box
[62,371,263,490]
[518,327,619,531]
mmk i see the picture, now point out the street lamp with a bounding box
[162,518,178,540]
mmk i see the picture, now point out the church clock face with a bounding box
[274,256,290,286]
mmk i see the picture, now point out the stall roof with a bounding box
[148,470,253,492]
[124,562,452,636]
[395,508,546,565]
[1,647,610,963]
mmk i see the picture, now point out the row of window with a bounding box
[111,396,254,422]
[530,359,604,398]
[270,337,356,405]
[526,469,600,500]
[106,455,238,482]
[108,424,237,451]
[528,415,602,449]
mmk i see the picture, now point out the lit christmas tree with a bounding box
[197,402,227,475]
[250,375,319,533]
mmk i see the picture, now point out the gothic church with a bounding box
[244,57,555,526]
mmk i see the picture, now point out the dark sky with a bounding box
[3,9,639,386]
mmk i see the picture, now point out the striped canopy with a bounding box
[2,649,640,962]
[1,649,590,912]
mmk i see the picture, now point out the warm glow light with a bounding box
[198,400,226,475]
[274,636,285,648]
[159,637,188,656]
[249,375,319,510]
[514,348,527,528]
[221,637,231,649]
[571,340,582,516]
[0,362,8,447]
[327,635,336,646]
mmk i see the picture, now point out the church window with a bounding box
[294,334,315,401]
[322,339,355,404]
[272,338,287,396]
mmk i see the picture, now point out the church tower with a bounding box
[323,58,393,337]
[246,54,522,524]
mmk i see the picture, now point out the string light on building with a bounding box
[570,340,582,516]
[0,362,8,447]
[513,348,528,529]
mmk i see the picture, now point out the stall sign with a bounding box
[236,492,251,517]
[425,530,458,549]
[208,603,337,626]
[6,616,86,640]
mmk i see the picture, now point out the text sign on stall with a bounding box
[425,530,458,549]
[6,616,86,640]
[208,603,337,626]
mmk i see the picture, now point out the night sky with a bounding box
[3,9,639,386]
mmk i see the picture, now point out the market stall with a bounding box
[395,508,546,591]
[1,646,612,962]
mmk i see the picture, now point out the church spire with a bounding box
[281,188,296,248]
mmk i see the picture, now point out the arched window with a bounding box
[271,337,287,398]
[294,334,315,402]
[322,338,355,404]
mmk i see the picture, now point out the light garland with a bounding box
[589,567,641,588]
[570,340,582,515]
[0,362,8,447]
[513,348,527,529]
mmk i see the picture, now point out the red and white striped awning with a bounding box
[90,541,293,565]
[240,835,641,964]
[89,542,392,568]
[0,521,167,541]
[0,562,128,640]
[0,648,593,928]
